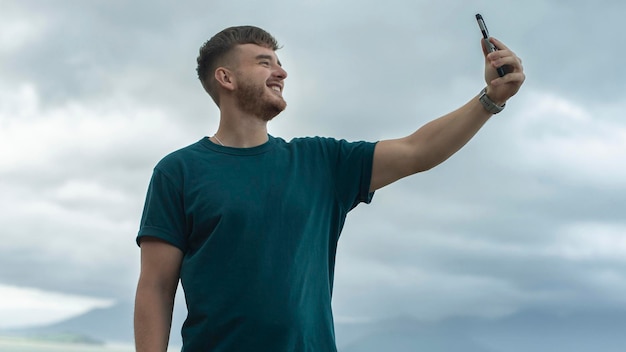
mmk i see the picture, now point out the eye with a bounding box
[260,61,271,67]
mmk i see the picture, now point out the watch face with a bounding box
[479,89,504,114]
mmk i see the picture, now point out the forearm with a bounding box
[408,94,492,172]
[370,38,523,192]
[134,281,176,352]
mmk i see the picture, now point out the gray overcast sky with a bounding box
[1,0,625,329]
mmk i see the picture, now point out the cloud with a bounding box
[0,82,192,299]
[0,4,49,55]
[552,222,626,262]
[0,284,113,329]
[333,256,540,322]
[1,0,626,332]
[507,91,626,189]
[331,87,626,323]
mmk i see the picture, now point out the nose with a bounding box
[274,65,288,80]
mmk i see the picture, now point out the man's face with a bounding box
[232,44,288,121]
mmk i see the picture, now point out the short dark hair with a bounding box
[196,26,280,105]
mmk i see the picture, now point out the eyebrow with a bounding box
[255,54,282,67]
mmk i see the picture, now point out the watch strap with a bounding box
[479,87,505,114]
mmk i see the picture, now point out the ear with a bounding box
[214,67,236,91]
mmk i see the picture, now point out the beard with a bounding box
[235,78,287,121]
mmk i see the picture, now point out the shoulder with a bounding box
[286,136,376,153]
[280,136,348,150]
[152,138,207,175]
[275,136,376,166]
[272,136,338,156]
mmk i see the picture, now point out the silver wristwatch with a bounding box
[479,87,505,114]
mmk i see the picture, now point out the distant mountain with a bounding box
[6,303,626,352]
[459,308,626,352]
[4,301,184,347]
[5,301,135,344]
[337,316,494,352]
[337,309,626,352]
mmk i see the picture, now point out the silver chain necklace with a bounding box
[213,135,224,146]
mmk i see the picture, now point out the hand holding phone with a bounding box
[476,13,506,77]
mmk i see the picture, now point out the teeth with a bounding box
[271,86,281,92]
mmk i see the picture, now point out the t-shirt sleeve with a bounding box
[136,168,188,252]
[332,139,377,211]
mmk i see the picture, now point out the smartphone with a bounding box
[475,13,506,77]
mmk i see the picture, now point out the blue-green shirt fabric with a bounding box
[137,135,376,351]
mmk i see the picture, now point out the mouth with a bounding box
[267,82,283,95]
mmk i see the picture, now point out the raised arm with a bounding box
[134,237,183,352]
[370,37,525,192]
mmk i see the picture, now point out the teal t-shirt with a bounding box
[137,135,376,351]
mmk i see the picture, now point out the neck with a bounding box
[212,110,270,148]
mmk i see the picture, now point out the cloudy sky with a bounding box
[1,0,625,333]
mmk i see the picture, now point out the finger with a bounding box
[489,37,509,51]
[491,54,523,72]
[480,38,489,56]
[490,71,526,87]
[487,48,516,61]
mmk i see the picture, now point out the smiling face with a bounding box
[231,44,288,121]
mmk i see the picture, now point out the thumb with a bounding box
[480,38,489,57]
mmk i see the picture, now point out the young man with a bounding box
[134,26,525,351]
